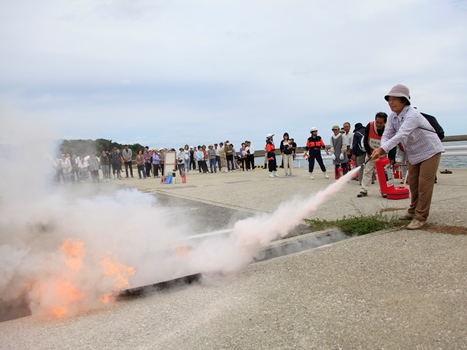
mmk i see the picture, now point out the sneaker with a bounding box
[407,219,426,230]
[269,173,274,178]
[274,172,279,177]
[357,192,367,198]
[310,175,314,180]
[399,213,415,220]
[324,174,329,179]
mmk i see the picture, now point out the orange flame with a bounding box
[101,254,135,290]
[61,239,86,272]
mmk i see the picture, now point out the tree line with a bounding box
[59,139,144,159]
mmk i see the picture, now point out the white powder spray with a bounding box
[0,111,359,319]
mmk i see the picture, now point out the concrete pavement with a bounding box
[1,166,466,349]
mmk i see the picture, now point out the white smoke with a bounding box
[0,110,359,320]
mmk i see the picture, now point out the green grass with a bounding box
[305,213,406,236]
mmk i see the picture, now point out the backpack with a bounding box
[420,112,444,140]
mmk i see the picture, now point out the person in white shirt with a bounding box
[245,141,255,171]
[342,122,353,172]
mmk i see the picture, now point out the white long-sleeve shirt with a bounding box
[381,106,444,164]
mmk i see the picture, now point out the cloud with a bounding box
[0,0,466,147]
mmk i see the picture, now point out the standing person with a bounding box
[110,147,122,180]
[143,146,152,178]
[371,84,444,229]
[88,151,100,183]
[290,138,297,159]
[152,149,161,177]
[305,127,329,179]
[342,122,353,172]
[196,146,208,173]
[70,154,79,182]
[183,145,190,173]
[239,143,247,171]
[224,141,235,172]
[189,146,196,171]
[214,143,221,171]
[265,134,279,178]
[330,125,347,179]
[351,123,366,184]
[245,141,255,171]
[122,145,133,178]
[159,149,166,177]
[78,157,89,180]
[357,112,388,198]
[177,148,186,176]
[100,150,110,181]
[207,144,217,173]
[136,149,146,179]
[219,142,227,172]
[280,132,294,176]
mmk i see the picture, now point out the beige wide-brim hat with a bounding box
[384,84,411,104]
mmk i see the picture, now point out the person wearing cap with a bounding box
[330,125,348,179]
[280,132,294,176]
[305,127,329,180]
[371,84,444,230]
[351,122,366,183]
[265,134,279,177]
[207,144,217,173]
[176,148,186,176]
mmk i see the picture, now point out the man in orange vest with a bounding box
[357,112,388,197]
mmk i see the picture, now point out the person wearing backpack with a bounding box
[351,123,366,184]
[371,84,444,230]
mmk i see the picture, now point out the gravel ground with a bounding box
[1,230,466,350]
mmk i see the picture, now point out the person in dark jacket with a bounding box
[305,127,329,180]
[351,123,366,184]
[265,133,278,178]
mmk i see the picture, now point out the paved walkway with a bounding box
[1,166,466,349]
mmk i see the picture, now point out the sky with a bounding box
[1,0,466,151]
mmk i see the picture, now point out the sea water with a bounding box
[255,140,467,169]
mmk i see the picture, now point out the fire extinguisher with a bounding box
[374,156,394,197]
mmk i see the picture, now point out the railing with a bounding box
[292,145,467,168]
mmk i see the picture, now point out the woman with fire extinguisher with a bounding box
[371,84,444,230]
[265,133,279,178]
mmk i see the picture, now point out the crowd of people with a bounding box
[53,84,443,230]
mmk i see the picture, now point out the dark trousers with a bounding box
[246,154,255,170]
[226,155,234,171]
[153,164,160,177]
[268,157,277,172]
[307,150,326,173]
[145,162,151,177]
[124,161,133,177]
[216,156,221,170]
[190,159,196,170]
[138,165,146,178]
[198,160,208,173]
[112,163,121,178]
[240,157,246,170]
